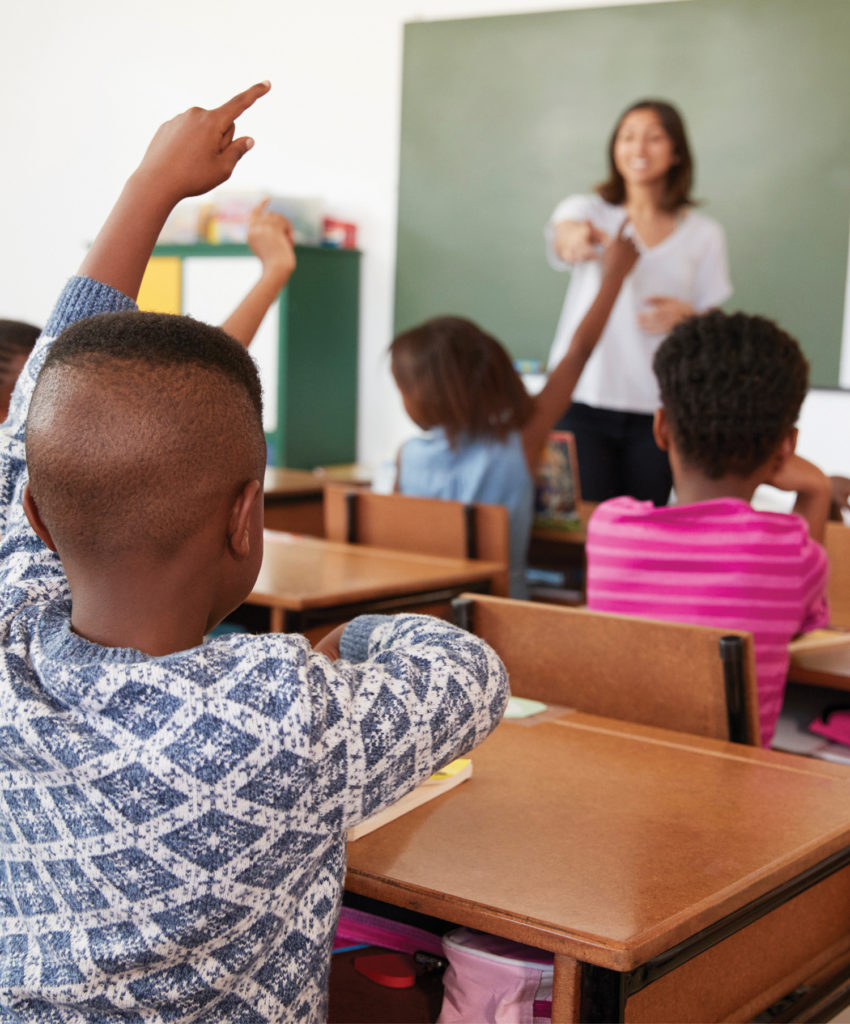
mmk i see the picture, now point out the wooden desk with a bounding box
[346,712,850,1023]
[263,467,326,535]
[246,531,503,634]
[263,467,372,535]
[528,501,597,602]
[789,635,850,692]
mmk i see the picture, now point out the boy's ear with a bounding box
[652,407,671,452]
[22,484,57,552]
[227,479,262,559]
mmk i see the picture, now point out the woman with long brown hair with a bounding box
[546,99,731,505]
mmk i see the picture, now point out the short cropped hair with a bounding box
[389,316,534,448]
[27,312,265,561]
[597,99,695,212]
[653,310,809,479]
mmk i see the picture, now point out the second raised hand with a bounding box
[135,81,272,204]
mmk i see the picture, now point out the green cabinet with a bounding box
[142,243,360,468]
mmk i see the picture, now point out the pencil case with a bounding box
[438,926,553,1023]
[333,905,444,958]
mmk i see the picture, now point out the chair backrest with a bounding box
[324,487,511,596]
[453,593,760,744]
[825,521,850,628]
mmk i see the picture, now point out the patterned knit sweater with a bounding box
[0,278,509,1022]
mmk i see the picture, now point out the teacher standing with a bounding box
[545,99,731,505]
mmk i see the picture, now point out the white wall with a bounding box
[3,0,848,474]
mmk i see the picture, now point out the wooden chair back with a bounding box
[454,593,761,744]
[324,487,510,597]
[825,521,850,628]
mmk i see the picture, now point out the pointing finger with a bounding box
[216,81,271,123]
[251,197,271,219]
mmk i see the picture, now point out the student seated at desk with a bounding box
[0,83,508,1021]
[390,223,638,598]
[586,310,831,746]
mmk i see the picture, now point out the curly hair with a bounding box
[652,310,808,479]
[390,316,534,448]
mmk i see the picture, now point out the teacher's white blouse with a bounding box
[545,193,732,414]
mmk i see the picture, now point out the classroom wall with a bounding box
[3,0,849,477]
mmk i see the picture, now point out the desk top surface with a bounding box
[263,467,325,498]
[248,532,503,611]
[789,633,850,690]
[263,465,374,498]
[346,712,850,971]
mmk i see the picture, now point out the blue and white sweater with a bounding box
[0,278,509,1022]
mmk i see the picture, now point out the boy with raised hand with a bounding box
[0,83,508,1022]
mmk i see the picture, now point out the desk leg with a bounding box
[579,963,626,1023]
[269,608,286,633]
[551,954,582,1023]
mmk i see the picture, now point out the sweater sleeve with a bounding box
[314,613,509,831]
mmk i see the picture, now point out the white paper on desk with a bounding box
[504,696,548,719]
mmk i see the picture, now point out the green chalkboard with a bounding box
[395,0,850,387]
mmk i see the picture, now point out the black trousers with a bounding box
[556,402,672,506]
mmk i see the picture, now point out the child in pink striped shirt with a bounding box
[585,310,831,746]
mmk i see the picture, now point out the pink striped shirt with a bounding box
[586,497,829,746]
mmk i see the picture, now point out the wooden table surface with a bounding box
[263,466,326,498]
[246,532,503,632]
[789,633,850,691]
[346,711,850,1022]
[263,465,373,497]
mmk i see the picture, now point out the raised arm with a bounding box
[522,225,638,469]
[221,200,296,347]
[0,82,272,536]
[78,81,271,300]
